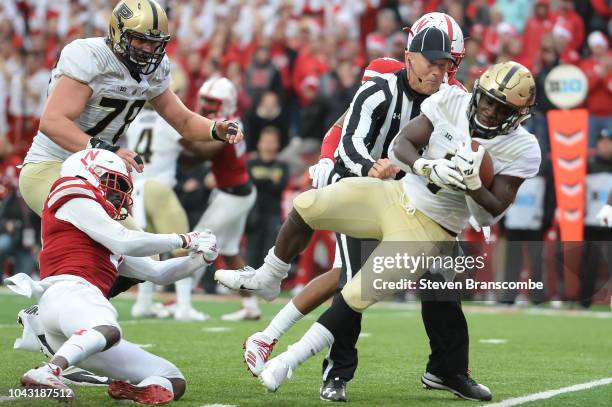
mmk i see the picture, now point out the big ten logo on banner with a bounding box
[546,65,588,299]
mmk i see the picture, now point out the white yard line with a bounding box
[486,377,612,407]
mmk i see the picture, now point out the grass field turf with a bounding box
[0,290,610,406]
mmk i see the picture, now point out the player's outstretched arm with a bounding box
[55,197,184,256]
[118,256,206,286]
[151,88,243,144]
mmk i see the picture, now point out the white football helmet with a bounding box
[197,76,238,120]
[406,12,465,75]
[60,149,133,220]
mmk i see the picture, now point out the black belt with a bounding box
[219,182,253,197]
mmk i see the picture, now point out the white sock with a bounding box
[264,247,291,279]
[136,281,155,307]
[138,376,174,396]
[175,277,192,309]
[54,328,107,366]
[282,322,333,370]
[242,295,259,311]
[262,300,304,340]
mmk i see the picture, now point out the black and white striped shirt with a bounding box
[335,69,428,178]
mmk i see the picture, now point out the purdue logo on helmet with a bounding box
[108,0,170,75]
[468,61,536,139]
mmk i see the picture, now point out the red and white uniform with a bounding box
[41,177,186,296]
[195,120,255,256]
[320,57,467,161]
[10,176,213,384]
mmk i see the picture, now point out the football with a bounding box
[471,140,494,189]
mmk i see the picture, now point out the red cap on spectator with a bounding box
[366,33,387,54]
[588,31,609,51]
[552,22,572,41]
[470,23,485,38]
[46,9,59,19]
[301,75,320,91]
[535,0,550,5]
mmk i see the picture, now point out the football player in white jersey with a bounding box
[19,0,241,220]
[215,61,539,399]
[125,72,209,321]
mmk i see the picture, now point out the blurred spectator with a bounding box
[521,0,554,74]
[319,60,360,129]
[495,0,532,32]
[8,48,49,155]
[580,131,612,308]
[298,76,327,141]
[365,8,402,60]
[579,31,612,148]
[0,135,38,279]
[292,32,329,107]
[243,91,290,151]
[246,127,289,268]
[533,35,561,154]
[465,0,491,26]
[455,38,488,85]
[0,73,6,139]
[552,21,580,64]
[244,44,284,105]
[552,0,585,53]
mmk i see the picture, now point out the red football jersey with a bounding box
[211,141,250,189]
[40,177,121,297]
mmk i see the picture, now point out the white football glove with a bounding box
[596,204,612,228]
[308,158,334,189]
[189,229,219,263]
[453,141,485,191]
[468,216,492,243]
[413,158,465,190]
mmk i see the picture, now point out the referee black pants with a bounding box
[320,235,469,382]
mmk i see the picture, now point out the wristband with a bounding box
[87,137,120,153]
[210,121,226,142]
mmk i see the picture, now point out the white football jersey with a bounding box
[25,37,171,164]
[125,108,182,188]
[402,85,542,234]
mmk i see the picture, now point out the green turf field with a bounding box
[0,290,610,406]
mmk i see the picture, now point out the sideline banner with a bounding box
[548,109,588,241]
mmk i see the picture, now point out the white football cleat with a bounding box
[131,302,171,319]
[259,356,292,392]
[21,364,75,400]
[214,266,281,301]
[174,306,210,322]
[222,307,262,322]
[243,332,277,376]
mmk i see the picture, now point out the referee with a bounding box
[318,27,491,402]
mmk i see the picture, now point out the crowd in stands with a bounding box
[0,0,610,307]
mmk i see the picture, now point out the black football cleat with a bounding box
[320,377,348,402]
[421,371,492,401]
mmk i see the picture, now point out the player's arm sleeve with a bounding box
[55,198,183,256]
[465,196,504,226]
[118,255,206,285]
[337,81,390,176]
[319,125,342,160]
[54,41,97,87]
[499,138,542,179]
